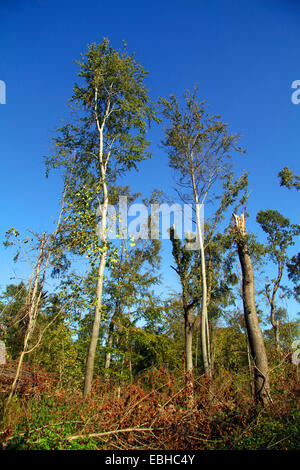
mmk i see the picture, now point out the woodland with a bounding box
[0,39,299,451]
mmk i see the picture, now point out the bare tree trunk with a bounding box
[190,169,211,376]
[184,308,194,409]
[246,332,253,398]
[233,214,270,406]
[104,330,114,372]
[270,304,281,353]
[83,244,107,397]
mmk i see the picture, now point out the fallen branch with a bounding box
[67,426,163,442]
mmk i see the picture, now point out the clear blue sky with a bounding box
[0,0,299,317]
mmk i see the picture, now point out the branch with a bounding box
[170,265,180,275]
[67,427,163,442]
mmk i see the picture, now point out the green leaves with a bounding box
[256,209,300,263]
[46,38,158,263]
[278,166,300,191]
[3,227,20,248]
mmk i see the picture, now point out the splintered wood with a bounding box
[232,213,246,235]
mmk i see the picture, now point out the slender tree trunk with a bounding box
[275,320,280,353]
[266,262,282,353]
[83,244,107,397]
[83,152,108,397]
[193,181,211,376]
[246,332,253,398]
[184,308,194,409]
[104,330,114,372]
[270,304,281,353]
[233,214,270,406]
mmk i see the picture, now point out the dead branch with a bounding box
[67,426,163,442]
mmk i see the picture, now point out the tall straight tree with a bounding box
[160,89,244,375]
[46,39,157,397]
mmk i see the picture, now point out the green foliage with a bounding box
[278,166,300,191]
[287,253,300,300]
[212,326,248,373]
[0,283,29,359]
[256,209,300,264]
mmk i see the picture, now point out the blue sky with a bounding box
[0,0,299,317]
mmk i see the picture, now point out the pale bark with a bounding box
[83,245,107,397]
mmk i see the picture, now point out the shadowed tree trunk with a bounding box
[183,296,196,408]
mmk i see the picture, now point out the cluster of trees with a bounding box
[1,39,299,410]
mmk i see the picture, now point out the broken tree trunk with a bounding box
[232,213,271,406]
[3,233,46,411]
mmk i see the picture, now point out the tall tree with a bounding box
[46,39,158,397]
[256,209,300,351]
[159,88,245,376]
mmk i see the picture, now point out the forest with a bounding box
[0,38,299,452]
